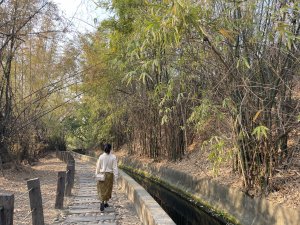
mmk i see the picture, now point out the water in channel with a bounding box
[124,169,228,225]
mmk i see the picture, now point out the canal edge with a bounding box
[119,157,300,225]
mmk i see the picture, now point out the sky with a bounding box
[52,0,110,34]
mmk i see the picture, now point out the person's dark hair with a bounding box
[104,143,112,154]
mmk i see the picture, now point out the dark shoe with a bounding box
[104,203,109,208]
[100,203,105,211]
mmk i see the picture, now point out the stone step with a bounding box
[65,214,116,223]
[73,198,101,204]
[68,208,115,214]
[79,183,95,185]
[69,204,100,209]
[75,194,98,197]
[74,186,96,189]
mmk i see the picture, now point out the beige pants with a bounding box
[97,172,114,201]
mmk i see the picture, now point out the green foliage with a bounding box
[47,135,66,152]
[188,98,223,133]
[63,96,126,149]
[222,98,237,115]
[251,125,269,141]
[202,136,232,176]
[68,0,299,193]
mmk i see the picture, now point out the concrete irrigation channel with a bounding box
[70,151,242,225]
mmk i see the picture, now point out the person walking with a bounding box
[95,143,118,211]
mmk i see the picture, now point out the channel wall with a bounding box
[119,157,300,225]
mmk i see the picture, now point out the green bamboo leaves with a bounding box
[251,125,269,140]
[79,0,300,191]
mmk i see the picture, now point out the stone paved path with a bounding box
[57,160,141,225]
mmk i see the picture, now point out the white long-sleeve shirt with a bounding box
[95,153,118,181]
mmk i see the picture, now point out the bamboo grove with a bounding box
[76,0,300,194]
[0,0,81,163]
